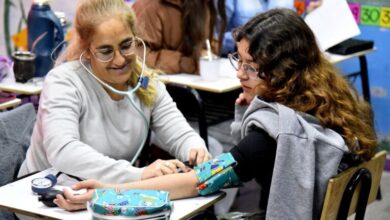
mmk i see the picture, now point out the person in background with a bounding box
[221,0,322,56]
[54,9,376,219]
[132,0,226,74]
[221,0,294,56]
[18,0,211,184]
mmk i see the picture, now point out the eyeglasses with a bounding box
[90,39,136,63]
[228,52,263,80]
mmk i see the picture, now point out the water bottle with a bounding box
[54,11,68,37]
[27,0,64,77]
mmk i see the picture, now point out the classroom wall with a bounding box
[340,0,390,149]
[337,25,390,145]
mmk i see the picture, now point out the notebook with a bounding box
[0,92,16,104]
[326,38,374,55]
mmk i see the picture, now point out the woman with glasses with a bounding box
[18,0,211,184]
[55,9,376,219]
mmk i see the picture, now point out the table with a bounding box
[0,168,225,220]
[0,98,21,111]
[159,58,240,93]
[0,77,43,109]
[159,58,240,146]
[0,78,43,95]
[159,73,240,93]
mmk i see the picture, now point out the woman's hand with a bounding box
[188,148,212,166]
[141,159,189,180]
[236,92,254,106]
[54,179,105,211]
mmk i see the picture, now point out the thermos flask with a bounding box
[27,0,64,77]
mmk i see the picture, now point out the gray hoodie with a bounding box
[231,98,349,220]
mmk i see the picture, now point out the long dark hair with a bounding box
[182,0,226,58]
[234,9,377,160]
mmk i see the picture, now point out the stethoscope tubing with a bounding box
[79,37,149,165]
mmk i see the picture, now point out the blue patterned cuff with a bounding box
[194,153,241,195]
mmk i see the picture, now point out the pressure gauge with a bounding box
[31,174,57,194]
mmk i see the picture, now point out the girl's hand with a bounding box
[54,179,104,211]
[236,92,254,106]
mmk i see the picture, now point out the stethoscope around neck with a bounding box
[79,37,149,165]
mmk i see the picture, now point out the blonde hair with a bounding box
[58,0,157,106]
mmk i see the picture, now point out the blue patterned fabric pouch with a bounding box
[88,189,171,219]
[194,153,241,195]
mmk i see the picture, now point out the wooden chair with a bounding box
[320,150,387,220]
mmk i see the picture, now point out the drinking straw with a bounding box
[206,39,213,61]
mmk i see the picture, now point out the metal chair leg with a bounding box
[337,168,372,220]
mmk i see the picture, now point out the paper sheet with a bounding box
[304,0,360,51]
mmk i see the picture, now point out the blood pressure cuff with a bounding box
[88,189,171,218]
[195,153,241,195]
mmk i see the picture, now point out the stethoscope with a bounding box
[79,37,149,165]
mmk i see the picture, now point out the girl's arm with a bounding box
[113,170,199,199]
[54,170,199,211]
[55,153,239,211]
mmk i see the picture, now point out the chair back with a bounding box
[320,150,387,220]
[0,103,36,220]
[0,103,36,186]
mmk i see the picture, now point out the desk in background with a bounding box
[159,74,240,93]
[159,58,240,94]
[0,78,43,109]
[0,168,225,220]
[0,79,43,95]
[0,98,21,111]
[159,59,239,146]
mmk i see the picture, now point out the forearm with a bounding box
[112,170,199,200]
[45,132,143,183]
